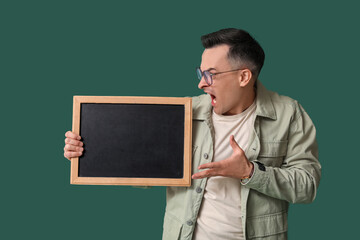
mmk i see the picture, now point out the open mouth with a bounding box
[210,94,216,106]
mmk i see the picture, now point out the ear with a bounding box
[238,69,252,87]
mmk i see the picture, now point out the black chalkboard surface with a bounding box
[71,96,192,186]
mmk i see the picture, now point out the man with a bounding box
[64,28,321,240]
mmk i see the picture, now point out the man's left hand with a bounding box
[192,135,254,180]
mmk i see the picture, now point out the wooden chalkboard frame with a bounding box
[71,96,192,186]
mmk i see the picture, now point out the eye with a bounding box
[210,72,218,78]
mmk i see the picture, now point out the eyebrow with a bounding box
[205,67,216,71]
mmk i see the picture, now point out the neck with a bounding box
[223,84,256,116]
[242,84,256,111]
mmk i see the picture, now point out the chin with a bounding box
[213,107,223,115]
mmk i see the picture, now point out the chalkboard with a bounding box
[70,96,192,186]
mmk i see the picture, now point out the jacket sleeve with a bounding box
[242,103,321,204]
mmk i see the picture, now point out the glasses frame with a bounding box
[196,67,246,86]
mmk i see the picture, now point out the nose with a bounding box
[198,76,209,89]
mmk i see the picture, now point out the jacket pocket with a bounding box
[247,211,288,239]
[258,140,288,167]
[162,212,183,240]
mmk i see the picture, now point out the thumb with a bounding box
[230,135,242,152]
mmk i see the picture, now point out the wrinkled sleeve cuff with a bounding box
[241,161,270,189]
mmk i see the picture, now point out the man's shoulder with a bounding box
[191,94,211,119]
[267,89,299,108]
[257,82,306,120]
[191,94,209,106]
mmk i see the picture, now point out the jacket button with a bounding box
[186,220,193,226]
[203,153,209,159]
[196,187,202,193]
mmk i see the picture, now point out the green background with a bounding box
[1,0,359,239]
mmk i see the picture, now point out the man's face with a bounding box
[198,44,244,115]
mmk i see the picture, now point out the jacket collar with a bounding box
[193,80,277,121]
[255,80,277,120]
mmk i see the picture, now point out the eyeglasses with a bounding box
[196,67,245,86]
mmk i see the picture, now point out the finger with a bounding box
[64,151,82,160]
[192,169,216,179]
[64,144,83,152]
[65,138,83,147]
[65,131,81,140]
[198,161,221,170]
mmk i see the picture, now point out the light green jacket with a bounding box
[162,81,321,240]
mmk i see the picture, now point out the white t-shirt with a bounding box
[193,100,257,240]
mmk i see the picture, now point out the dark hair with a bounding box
[201,28,265,78]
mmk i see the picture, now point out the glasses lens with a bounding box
[203,71,212,85]
[196,68,202,80]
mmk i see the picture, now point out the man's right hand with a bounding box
[64,131,84,161]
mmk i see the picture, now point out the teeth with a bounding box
[213,99,216,103]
